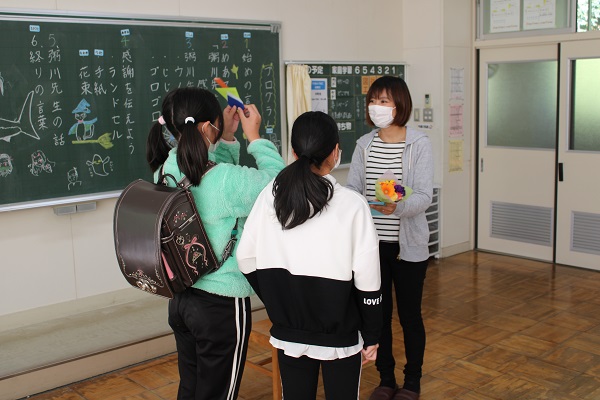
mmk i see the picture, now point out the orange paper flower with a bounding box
[379,181,398,202]
[374,172,412,203]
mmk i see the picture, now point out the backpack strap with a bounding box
[160,161,236,266]
[178,160,216,189]
[220,219,238,267]
[157,161,216,189]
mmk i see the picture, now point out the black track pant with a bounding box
[375,241,428,393]
[278,349,363,400]
[168,288,251,400]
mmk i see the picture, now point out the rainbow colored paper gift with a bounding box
[375,170,412,203]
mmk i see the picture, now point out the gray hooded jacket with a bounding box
[346,127,434,262]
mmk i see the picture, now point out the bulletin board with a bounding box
[304,63,405,165]
[0,10,282,210]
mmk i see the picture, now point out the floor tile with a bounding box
[25,251,600,400]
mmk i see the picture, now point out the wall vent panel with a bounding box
[571,211,600,255]
[491,202,553,246]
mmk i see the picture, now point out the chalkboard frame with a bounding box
[291,61,406,167]
[0,9,284,212]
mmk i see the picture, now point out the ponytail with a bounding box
[273,111,338,230]
[146,89,178,172]
[176,122,210,186]
[171,87,222,186]
[273,158,333,229]
[146,121,172,172]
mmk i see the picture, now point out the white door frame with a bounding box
[477,45,558,262]
[555,39,600,270]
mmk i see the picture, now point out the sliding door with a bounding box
[477,46,557,261]
[555,40,600,270]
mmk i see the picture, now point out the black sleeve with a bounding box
[355,288,382,347]
[242,270,262,300]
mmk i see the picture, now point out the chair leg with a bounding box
[272,347,281,400]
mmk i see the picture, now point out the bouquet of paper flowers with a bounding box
[375,170,412,203]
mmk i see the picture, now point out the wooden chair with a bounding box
[246,318,281,400]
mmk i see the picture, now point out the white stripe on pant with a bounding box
[168,288,251,400]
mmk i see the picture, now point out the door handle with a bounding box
[480,158,484,173]
[558,163,563,182]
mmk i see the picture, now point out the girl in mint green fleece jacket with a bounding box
[147,87,284,400]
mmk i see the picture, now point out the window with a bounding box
[570,58,600,151]
[577,0,600,31]
[487,61,557,149]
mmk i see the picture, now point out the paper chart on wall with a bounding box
[449,105,464,138]
[449,68,464,138]
[311,78,328,113]
[449,140,464,173]
[523,0,556,30]
[490,0,520,33]
[450,68,465,101]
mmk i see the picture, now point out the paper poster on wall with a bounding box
[311,78,328,113]
[490,0,520,33]
[449,140,464,173]
[449,105,464,137]
[450,68,465,101]
[523,0,556,30]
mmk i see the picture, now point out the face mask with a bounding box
[206,136,218,152]
[202,122,220,152]
[368,105,396,128]
[332,149,342,171]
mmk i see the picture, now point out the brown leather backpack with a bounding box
[113,167,236,299]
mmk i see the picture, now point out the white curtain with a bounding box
[285,64,312,163]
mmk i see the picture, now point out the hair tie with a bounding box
[184,117,195,125]
[158,115,166,126]
[299,153,318,165]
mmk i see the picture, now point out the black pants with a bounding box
[278,350,363,400]
[376,242,428,392]
[168,288,251,400]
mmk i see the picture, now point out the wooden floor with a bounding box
[26,251,600,400]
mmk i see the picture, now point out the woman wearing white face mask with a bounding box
[347,76,434,400]
[237,111,382,400]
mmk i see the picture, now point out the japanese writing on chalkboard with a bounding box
[0,13,281,208]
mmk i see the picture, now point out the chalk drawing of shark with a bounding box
[0,91,40,143]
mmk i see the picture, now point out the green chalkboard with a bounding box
[0,12,281,209]
[305,63,405,165]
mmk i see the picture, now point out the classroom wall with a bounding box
[402,0,473,256]
[441,0,473,254]
[0,0,409,319]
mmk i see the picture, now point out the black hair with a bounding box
[365,75,413,127]
[171,87,224,186]
[146,89,178,172]
[273,111,339,230]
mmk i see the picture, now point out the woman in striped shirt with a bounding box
[347,76,434,400]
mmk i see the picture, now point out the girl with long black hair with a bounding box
[237,111,382,400]
[146,87,285,400]
[146,88,245,173]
